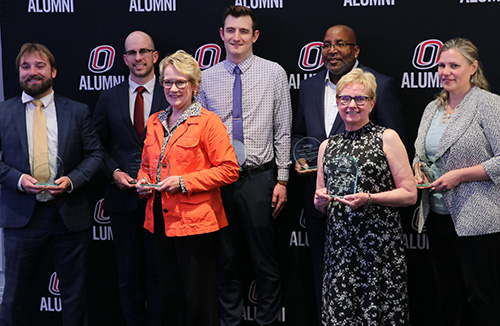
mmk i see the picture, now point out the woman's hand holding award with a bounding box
[415,157,445,189]
[138,153,170,188]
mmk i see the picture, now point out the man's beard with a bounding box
[20,75,53,97]
[131,64,154,79]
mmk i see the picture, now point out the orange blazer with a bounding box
[138,107,239,237]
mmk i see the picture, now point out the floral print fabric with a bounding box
[322,122,409,326]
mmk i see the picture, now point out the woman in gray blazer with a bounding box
[414,38,500,326]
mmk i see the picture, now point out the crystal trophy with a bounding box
[232,139,247,166]
[293,137,321,171]
[416,157,445,188]
[138,153,170,188]
[33,154,64,186]
[126,151,143,185]
[326,154,359,198]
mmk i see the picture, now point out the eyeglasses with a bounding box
[320,41,356,51]
[124,48,155,56]
[337,95,372,106]
[160,79,189,90]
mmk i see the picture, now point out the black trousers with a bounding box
[217,168,281,326]
[1,202,89,326]
[153,195,219,326]
[109,201,161,326]
[427,210,500,326]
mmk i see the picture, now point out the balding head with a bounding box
[123,30,159,84]
[326,25,357,44]
[124,31,155,51]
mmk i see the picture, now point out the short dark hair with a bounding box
[16,43,56,70]
[221,5,257,33]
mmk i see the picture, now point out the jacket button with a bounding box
[162,163,168,168]
[163,209,168,213]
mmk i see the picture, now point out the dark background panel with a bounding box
[2,0,499,324]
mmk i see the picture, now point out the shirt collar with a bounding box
[22,90,55,107]
[128,75,156,94]
[224,53,255,75]
[324,59,360,85]
[158,99,202,130]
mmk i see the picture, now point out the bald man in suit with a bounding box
[93,31,166,325]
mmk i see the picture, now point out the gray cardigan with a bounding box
[414,86,500,236]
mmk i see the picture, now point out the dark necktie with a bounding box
[134,86,146,138]
[232,66,243,142]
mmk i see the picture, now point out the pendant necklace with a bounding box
[441,104,456,125]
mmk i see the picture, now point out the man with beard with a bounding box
[0,43,103,325]
[291,25,405,325]
[93,30,165,325]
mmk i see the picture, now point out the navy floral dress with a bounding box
[322,122,409,326]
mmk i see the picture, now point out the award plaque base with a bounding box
[139,182,162,188]
[35,182,59,187]
[299,166,318,172]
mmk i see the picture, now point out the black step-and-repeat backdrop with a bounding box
[1,0,500,325]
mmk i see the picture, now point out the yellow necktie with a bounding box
[32,99,50,183]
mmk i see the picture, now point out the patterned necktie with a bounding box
[134,86,146,138]
[32,99,50,183]
[232,66,243,142]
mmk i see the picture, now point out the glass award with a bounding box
[126,151,143,185]
[232,139,247,166]
[416,161,433,187]
[293,137,321,171]
[138,153,170,188]
[326,154,359,198]
[416,157,445,188]
[33,154,64,186]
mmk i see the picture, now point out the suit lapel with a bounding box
[414,103,436,160]
[330,114,345,137]
[436,88,477,158]
[312,70,328,139]
[117,81,141,142]
[151,80,167,115]
[55,96,71,159]
[13,98,29,159]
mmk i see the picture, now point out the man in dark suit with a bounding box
[0,43,103,325]
[291,25,405,325]
[93,30,166,326]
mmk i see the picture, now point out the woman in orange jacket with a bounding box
[136,50,239,326]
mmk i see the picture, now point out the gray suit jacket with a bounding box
[414,86,500,236]
[0,95,104,232]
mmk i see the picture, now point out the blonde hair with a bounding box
[336,68,377,102]
[159,50,201,87]
[437,38,489,107]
